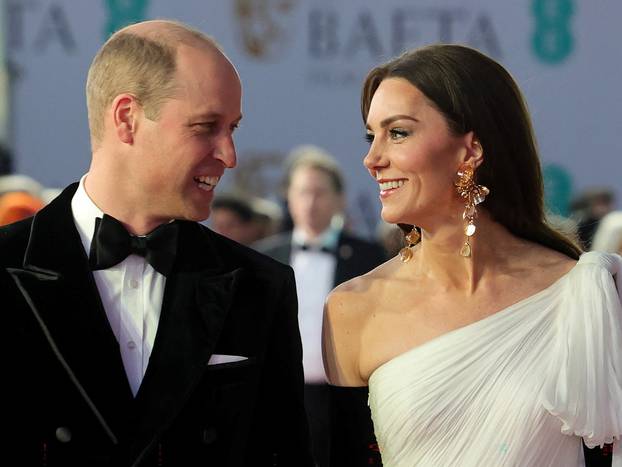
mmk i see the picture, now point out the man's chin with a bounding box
[183,207,211,223]
[175,206,211,222]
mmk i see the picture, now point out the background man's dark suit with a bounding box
[256,230,386,288]
[1,184,312,466]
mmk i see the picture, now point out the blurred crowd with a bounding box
[570,188,620,253]
[0,145,58,226]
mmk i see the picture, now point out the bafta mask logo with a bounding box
[234,0,297,60]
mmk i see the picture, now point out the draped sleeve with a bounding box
[543,252,622,448]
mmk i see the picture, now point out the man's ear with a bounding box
[462,131,484,169]
[111,94,139,144]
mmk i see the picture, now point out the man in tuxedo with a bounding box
[0,20,312,466]
[255,145,386,466]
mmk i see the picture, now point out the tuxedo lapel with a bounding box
[279,241,293,264]
[130,222,244,461]
[7,184,133,443]
[273,234,292,264]
[333,233,351,286]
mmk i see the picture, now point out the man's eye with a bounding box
[193,122,217,132]
[365,133,374,144]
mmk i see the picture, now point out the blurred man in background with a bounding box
[211,193,281,245]
[255,145,385,467]
[570,188,615,249]
[211,193,260,245]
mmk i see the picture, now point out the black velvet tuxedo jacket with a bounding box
[255,231,386,287]
[0,184,313,467]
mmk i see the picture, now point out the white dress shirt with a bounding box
[71,175,166,396]
[290,227,339,384]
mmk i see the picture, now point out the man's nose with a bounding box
[216,135,237,168]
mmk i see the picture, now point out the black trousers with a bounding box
[304,384,331,467]
[329,386,381,466]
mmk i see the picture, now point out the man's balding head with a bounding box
[115,19,223,50]
[86,20,228,148]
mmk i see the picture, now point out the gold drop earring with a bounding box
[399,226,420,263]
[454,166,489,257]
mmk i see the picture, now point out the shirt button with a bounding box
[127,341,136,350]
[55,426,72,443]
[202,427,218,445]
[129,279,139,289]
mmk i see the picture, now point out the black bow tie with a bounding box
[88,214,179,277]
[295,243,334,255]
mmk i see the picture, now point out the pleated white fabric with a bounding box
[368,252,622,467]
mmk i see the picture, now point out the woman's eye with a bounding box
[365,133,374,144]
[389,128,409,140]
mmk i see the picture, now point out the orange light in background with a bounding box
[0,191,45,226]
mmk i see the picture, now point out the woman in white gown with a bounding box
[322,44,622,466]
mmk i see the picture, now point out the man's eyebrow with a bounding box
[188,112,243,122]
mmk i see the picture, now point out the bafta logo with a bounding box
[234,0,297,60]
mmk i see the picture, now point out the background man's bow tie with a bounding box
[295,243,335,255]
[89,214,179,276]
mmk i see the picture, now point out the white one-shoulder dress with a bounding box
[368,252,622,467]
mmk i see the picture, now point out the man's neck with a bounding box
[84,169,166,236]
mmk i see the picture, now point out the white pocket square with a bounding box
[208,354,248,365]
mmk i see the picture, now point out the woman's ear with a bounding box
[462,131,484,169]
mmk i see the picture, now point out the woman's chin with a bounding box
[381,213,403,226]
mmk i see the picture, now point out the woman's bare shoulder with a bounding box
[327,258,399,316]
[521,242,578,278]
[323,259,398,386]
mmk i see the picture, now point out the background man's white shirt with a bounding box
[291,228,338,384]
